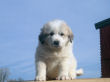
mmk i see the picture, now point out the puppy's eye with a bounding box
[50,32,54,36]
[60,33,64,36]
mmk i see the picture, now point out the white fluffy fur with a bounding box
[35,20,83,81]
[48,20,65,29]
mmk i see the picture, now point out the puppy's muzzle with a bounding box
[53,40,60,47]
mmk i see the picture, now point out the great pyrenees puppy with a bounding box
[35,20,83,81]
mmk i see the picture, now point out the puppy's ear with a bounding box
[68,33,73,43]
[68,28,74,43]
[62,23,74,43]
[39,32,48,44]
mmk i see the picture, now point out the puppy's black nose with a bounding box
[53,41,59,46]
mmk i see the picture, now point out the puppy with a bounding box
[35,20,83,81]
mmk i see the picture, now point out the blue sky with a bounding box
[0,0,110,80]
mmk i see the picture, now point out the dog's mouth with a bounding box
[52,45,61,48]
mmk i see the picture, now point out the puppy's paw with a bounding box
[56,75,70,80]
[69,74,76,80]
[35,76,46,81]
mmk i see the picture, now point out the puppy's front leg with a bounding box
[35,61,46,81]
[57,60,70,80]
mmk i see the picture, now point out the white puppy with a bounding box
[35,20,83,81]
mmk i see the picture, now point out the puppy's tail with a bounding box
[76,68,84,76]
